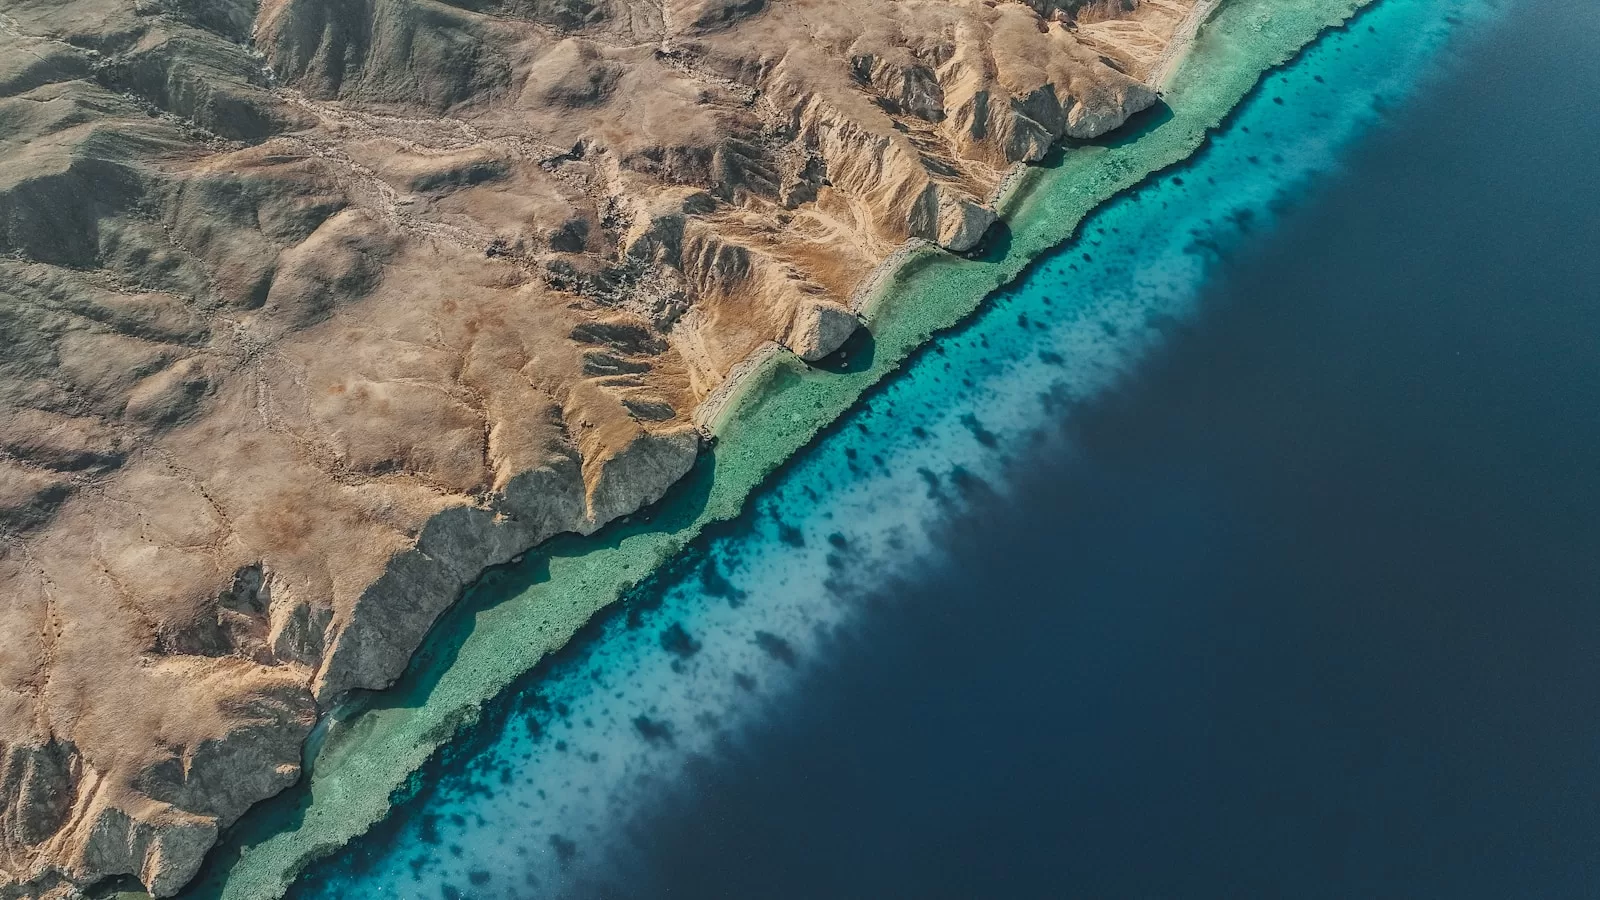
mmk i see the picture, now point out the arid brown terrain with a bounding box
[0,0,1191,895]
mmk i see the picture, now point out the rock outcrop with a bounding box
[0,0,1188,895]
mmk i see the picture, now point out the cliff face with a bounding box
[0,0,1184,895]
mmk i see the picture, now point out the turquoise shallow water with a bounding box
[295,1,1505,896]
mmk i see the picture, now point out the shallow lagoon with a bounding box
[279,0,1592,895]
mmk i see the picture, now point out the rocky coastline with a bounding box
[0,0,1196,896]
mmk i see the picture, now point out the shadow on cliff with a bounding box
[1004,99,1177,191]
[179,452,721,899]
[961,99,1171,273]
[359,448,721,721]
[1076,97,1176,151]
[810,324,877,374]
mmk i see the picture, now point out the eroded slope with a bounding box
[0,0,1185,895]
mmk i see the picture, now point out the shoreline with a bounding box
[1148,0,1229,89]
[704,0,1228,433]
[177,2,1378,897]
[692,342,783,430]
[696,237,931,431]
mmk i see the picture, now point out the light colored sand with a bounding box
[1149,0,1231,89]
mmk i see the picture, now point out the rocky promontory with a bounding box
[0,0,1192,895]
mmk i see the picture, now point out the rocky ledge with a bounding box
[0,0,1192,895]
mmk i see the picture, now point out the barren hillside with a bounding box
[0,0,1189,895]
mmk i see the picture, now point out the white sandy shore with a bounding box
[692,341,784,429]
[1149,0,1228,89]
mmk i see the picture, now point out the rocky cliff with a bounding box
[0,0,1188,895]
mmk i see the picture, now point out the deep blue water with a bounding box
[298,0,1600,896]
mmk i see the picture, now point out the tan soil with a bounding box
[0,0,1193,895]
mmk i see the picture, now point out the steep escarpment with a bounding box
[0,0,1188,895]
